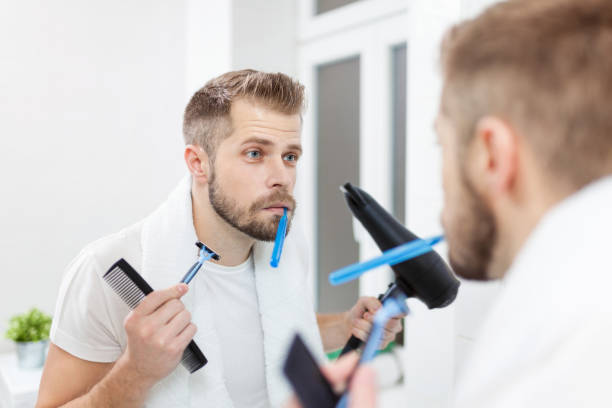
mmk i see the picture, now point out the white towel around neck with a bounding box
[138,175,325,407]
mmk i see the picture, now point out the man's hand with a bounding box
[284,353,377,408]
[347,297,403,350]
[36,284,197,408]
[317,297,404,352]
[118,283,197,387]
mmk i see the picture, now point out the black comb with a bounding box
[103,258,208,373]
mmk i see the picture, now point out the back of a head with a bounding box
[183,69,305,159]
[441,0,612,191]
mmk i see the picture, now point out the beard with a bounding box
[445,168,497,281]
[208,172,296,242]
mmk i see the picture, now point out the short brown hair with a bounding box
[441,0,612,190]
[183,69,306,159]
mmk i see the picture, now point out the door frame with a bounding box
[297,2,410,306]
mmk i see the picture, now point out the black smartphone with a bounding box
[283,334,340,408]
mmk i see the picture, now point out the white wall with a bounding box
[185,0,232,100]
[233,0,297,76]
[0,0,232,353]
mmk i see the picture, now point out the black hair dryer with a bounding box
[338,183,460,356]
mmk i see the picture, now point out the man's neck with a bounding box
[191,185,255,267]
[490,169,576,279]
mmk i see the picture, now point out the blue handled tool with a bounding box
[329,235,445,286]
[336,292,409,408]
[270,207,288,268]
[181,242,220,284]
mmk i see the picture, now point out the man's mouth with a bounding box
[262,204,291,215]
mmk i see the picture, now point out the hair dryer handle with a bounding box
[338,284,396,357]
[338,335,363,357]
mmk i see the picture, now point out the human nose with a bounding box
[266,155,293,189]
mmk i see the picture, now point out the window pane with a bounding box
[316,56,360,313]
[391,43,407,224]
[316,0,361,15]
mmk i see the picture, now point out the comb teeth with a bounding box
[181,342,208,373]
[103,259,208,373]
[104,266,147,309]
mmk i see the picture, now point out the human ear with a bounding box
[471,116,518,198]
[184,145,210,184]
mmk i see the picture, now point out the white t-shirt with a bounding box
[196,256,269,408]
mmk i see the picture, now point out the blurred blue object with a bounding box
[336,293,409,408]
[329,235,444,285]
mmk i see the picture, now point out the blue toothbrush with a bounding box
[270,207,288,268]
[329,235,445,285]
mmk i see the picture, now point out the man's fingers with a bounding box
[353,319,400,348]
[364,311,405,324]
[320,352,359,384]
[384,317,402,333]
[359,297,381,314]
[382,328,396,341]
[171,322,197,351]
[353,318,373,334]
[353,313,402,345]
[378,319,403,348]
[350,297,381,320]
[286,355,370,408]
[136,284,188,316]
[348,365,377,408]
[351,327,369,342]
[160,309,193,339]
[380,332,396,349]
[283,395,301,408]
[154,298,186,325]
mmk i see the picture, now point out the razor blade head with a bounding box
[195,241,220,260]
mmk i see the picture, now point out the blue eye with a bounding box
[246,150,261,159]
[284,153,298,162]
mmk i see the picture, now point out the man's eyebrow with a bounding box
[241,137,273,146]
[241,137,303,153]
[287,143,303,154]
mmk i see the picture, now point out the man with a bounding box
[36,70,401,407]
[291,0,612,406]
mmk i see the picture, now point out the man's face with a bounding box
[207,99,301,241]
[436,110,496,280]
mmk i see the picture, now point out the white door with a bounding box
[297,0,410,313]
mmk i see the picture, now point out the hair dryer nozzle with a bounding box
[341,183,460,309]
[341,182,368,209]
